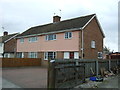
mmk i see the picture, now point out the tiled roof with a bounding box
[0,33,19,43]
[18,14,95,37]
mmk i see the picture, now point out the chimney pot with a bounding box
[4,31,8,36]
[53,15,61,23]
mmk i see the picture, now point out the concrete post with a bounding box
[96,60,99,76]
[47,59,56,88]
[109,60,111,71]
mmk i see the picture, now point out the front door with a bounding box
[70,52,74,59]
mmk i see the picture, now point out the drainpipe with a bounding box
[81,30,84,59]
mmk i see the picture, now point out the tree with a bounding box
[103,46,111,54]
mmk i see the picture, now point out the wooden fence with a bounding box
[2,58,41,67]
[81,59,119,77]
[48,59,120,88]
[48,59,85,88]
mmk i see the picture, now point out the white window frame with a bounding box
[21,53,24,58]
[98,52,103,59]
[29,37,38,42]
[74,52,79,59]
[64,52,70,59]
[17,52,24,58]
[20,38,24,43]
[4,53,10,58]
[64,32,72,39]
[91,40,95,48]
[28,52,38,58]
[45,34,56,41]
[44,52,48,60]
[44,52,56,60]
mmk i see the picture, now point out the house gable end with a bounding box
[83,15,105,38]
[83,17,104,59]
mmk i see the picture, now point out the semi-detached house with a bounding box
[0,32,19,58]
[16,14,105,66]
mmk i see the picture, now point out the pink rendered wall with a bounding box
[17,31,79,52]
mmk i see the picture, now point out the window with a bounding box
[28,52,37,58]
[65,32,72,39]
[64,52,69,59]
[20,38,24,43]
[74,52,79,59]
[91,40,95,48]
[46,34,56,41]
[29,37,38,42]
[17,52,24,58]
[64,52,79,59]
[44,52,56,60]
[98,52,103,59]
[4,53,14,58]
[4,53,10,58]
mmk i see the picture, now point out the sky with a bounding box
[0,0,119,52]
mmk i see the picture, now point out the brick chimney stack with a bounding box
[53,15,61,23]
[4,31,8,36]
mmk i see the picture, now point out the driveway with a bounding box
[2,67,47,88]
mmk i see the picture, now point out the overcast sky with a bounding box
[0,0,119,52]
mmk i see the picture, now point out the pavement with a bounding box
[2,78,21,88]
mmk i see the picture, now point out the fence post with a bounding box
[47,59,50,89]
[96,60,98,76]
[109,60,111,71]
[47,59,56,89]
[117,59,119,66]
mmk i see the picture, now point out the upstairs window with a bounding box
[65,32,72,39]
[46,34,56,41]
[29,37,38,42]
[91,40,95,48]
[20,38,24,43]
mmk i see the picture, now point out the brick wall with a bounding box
[57,51,64,59]
[2,58,41,67]
[4,38,17,53]
[83,17,104,59]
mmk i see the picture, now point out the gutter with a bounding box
[4,33,20,43]
[80,14,96,59]
[81,30,84,59]
[16,28,82,39]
